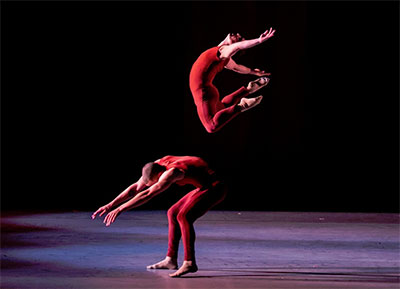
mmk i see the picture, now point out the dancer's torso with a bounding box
[189,46,229,91]
[155,155,217,188]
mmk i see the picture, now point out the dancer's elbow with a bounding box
[205,125,218,134]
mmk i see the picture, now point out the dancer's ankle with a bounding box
[166,256,177,262]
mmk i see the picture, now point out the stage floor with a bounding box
[1,211,399,289]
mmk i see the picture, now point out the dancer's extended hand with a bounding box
[253,68,271,77]
[103,208,122,226]
[92,204,111,220]
[259,27,275,43]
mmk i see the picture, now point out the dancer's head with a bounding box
[142,162,166,186]
[218,32,244,46]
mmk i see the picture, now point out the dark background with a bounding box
[2,1,398,213]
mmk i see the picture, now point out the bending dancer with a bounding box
[92,155,227,278]
[189,27,276,133]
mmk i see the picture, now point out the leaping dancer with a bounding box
[189,27,276,133]
[92,155,227,277]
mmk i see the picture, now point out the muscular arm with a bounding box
[219,27,275,59]
[118,169,183,212]
[102,168,184,226]
[224,58,270,76]
[108,177,147,208]
[91,177,147,219]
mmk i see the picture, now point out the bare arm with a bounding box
[219,27,275,59]
[108,178,148,208]
[225,58,271,76]
[102,168,184,226]
[118,170,179,211]
[91,177,147,219]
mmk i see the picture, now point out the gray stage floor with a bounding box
[1,211,399,289]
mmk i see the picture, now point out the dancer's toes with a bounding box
[238,95,263,112]
[169,261,198,278]
[147,257,178,270]
[247,77,270,94]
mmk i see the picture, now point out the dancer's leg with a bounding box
[221,77,269,106]
[166,192,197,259]
[195,83,265,133]
[147,192,197,270]
[195,85,243,133]
[221,86,249,106]
[170,182,227,277]
[197,100,241,133]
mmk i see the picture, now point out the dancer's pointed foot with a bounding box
[146,256,178,270]
[238,95,263,112]
[169,260,198,278]
[247,77,270,94]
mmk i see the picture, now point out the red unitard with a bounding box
[189,46,250,133]
[155,155,227,261]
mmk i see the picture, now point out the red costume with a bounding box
[155,155,226,261]
[189,46,249,133]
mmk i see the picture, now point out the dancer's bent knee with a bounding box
[176,211,193,226]
[167,207,179,220]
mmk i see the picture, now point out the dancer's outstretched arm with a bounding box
[225,58,271,76]
[102,168,184,226]
[91,177,147,219]
[219,27,275,59]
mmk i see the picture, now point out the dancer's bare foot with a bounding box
[146,256,178,270]
[169,260,198,278]
[237,95,263,112]
[247,77,270,94]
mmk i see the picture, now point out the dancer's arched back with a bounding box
[189,27,276,133]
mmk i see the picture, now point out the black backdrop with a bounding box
[2,1,398,213]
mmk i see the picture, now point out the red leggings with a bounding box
[194,85,249,133]
[166,181,227,261]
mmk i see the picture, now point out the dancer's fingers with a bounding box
[108,215,114,226]
[262,29,268,37]
[92,209,100,219]
[105,211,116,226]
